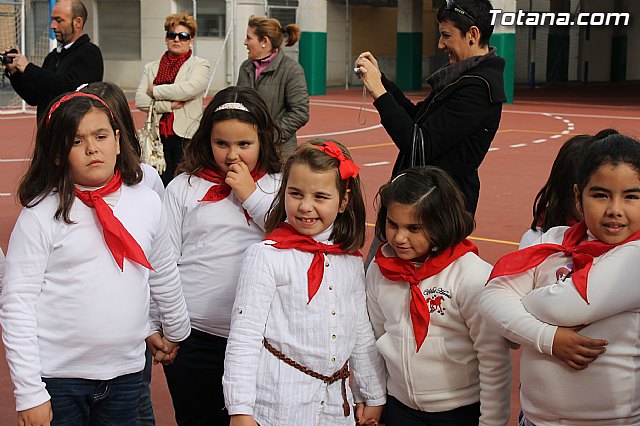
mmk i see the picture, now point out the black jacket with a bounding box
[373,54,506,214]
[9,34,103,120]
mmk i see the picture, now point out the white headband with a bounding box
[214,102,249,113]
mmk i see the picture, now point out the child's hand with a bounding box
[355,402,383,425]
[226,162,256,203]
[229,414,258,426]
[146,332,168,364]
[161,337,180,364]
[552,326,608,370]
[18,400,52,426]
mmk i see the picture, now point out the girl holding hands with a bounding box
[223,140,386,426]
[366,166,511,425]
[1,92,190,425]
[161,86,282,425]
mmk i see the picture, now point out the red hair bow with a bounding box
[314,142,360,181]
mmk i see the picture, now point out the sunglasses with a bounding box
[445,0,477,23]
[166,31,191,41]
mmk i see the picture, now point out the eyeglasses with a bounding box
[166,31,191,41]
[445,0,477,23]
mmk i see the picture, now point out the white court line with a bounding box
[0,158,30,162]
[0,193,11,197]
[503,109,640,120]
[510,143,527,148]
[364,161,390,167]
[488,147,499,151]
[532,139,547,143]
[550,134,563,139]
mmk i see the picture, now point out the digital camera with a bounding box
[0,48,18,65]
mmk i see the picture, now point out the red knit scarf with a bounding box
[375,240,478,351]
[154,50,192,137]
[195,167,266,224]
[488,221,640,303]
[265,223,362,303]
[74,171,152,271]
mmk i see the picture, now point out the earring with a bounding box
[431,246,439,252]
[261,44,266,48]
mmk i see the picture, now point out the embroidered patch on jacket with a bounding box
[555,263,574,283]
[423,287,452,316]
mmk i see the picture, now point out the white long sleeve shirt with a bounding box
[479,226,640,425]
[162,172,280,337]
[223,228,387,426]
[366,244,511,425]
[0,184,191,411]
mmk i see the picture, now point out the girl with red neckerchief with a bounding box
[0,93,191,426]
[223,140,386,426]
[160,86,282,425]
[480,133,640,426]
[366,166,511,426]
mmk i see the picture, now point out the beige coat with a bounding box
[136,55,210,139]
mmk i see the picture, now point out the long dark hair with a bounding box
[18,93,142,223]
[264,140,366,252]
[530,134,594,232]
[375,166,474,257]
[178,86,281,176]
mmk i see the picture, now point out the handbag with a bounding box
[138,99,166,174]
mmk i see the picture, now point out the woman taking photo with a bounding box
[238,15,309,158]
[136,12,210,186]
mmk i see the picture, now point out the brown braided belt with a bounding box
[263,339,351,417]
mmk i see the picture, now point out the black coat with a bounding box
[373,54,506,214]
[8,34,103,120]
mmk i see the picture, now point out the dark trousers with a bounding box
[385,395,480,426]
[163,329,229,425]
[160,134,185,187]
[43,371,143,426]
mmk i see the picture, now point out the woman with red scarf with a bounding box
[136,12,210,186]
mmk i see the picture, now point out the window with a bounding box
[97,0,141,60]
[175,0,226,39]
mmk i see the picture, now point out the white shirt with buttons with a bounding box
[223,227,386,425]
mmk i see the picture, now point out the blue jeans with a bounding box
[136,349,155,425]
[43,371,143,426]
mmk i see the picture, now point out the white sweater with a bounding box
[0,184,191,411]
[162,172,280,337]
[223,228,387,426]
[480,226,640,425]
[366,244,511,425]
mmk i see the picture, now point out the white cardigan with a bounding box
[366,244,511,425]
[480,226,640,425]
[0,185,191,411]
[135,54,210,139]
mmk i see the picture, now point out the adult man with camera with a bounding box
[3,0,103,120]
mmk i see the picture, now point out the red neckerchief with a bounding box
[488,221,640,303]
[375,240,478,352]
[195,167,267,224]
[74,171,152,271]
[265,223,362,303]
[153,50,192,137]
